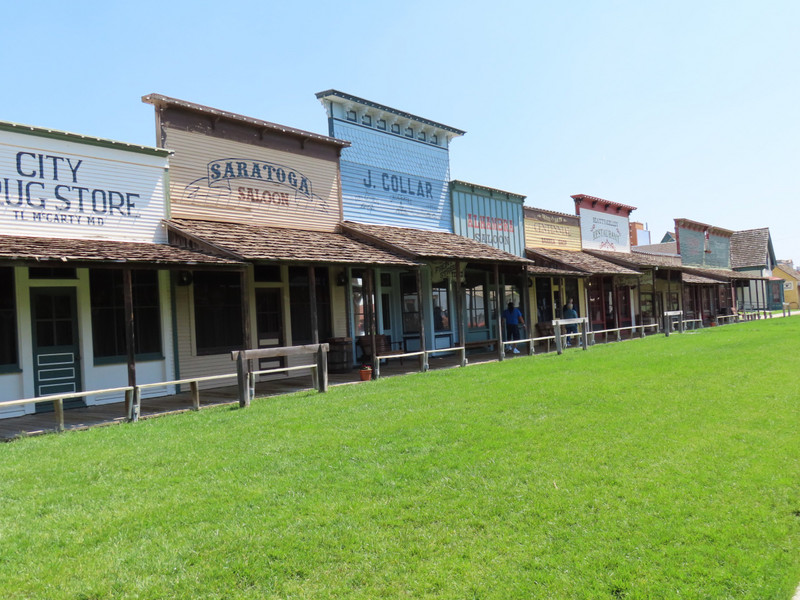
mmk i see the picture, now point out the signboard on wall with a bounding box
[524,209,581,251]
[0,129,169,242]
[452,184,525,256]
[334,120,451,231]
[579,208,630,253]
[164,128,342,232]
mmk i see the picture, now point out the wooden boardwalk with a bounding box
[0,349,504,442]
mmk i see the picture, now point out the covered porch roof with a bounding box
[0,234,243,269]
[165,219,420,267]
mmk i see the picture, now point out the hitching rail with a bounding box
[1,312,774,435]
[0,386,134,432]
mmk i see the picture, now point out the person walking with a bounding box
[563,301,578,347]
[502,301,525,354]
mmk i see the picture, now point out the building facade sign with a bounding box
[579,208,630,253]
[0,129,169,242]
[317,91,463,232]
[337,121,451,230]
[163,128,341,231]
[675,220,732,269]
[451,182,525,256]
[524,208,581,251]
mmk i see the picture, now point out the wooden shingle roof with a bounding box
[527,248,639,275]
[341,222,530,265]
[0,234,242,267]
[594,248,682,269]
[167,219,419,266]
[731,228,771,269]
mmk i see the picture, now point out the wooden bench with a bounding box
[357,334,404,364]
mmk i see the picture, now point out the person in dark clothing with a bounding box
[501,302,524,354]
[563,302,578,346]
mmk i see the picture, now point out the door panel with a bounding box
[30,288,84,412]
[255,288,284,373]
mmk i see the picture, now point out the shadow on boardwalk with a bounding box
[0,349,510,442]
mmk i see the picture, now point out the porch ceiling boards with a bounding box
[166,218,420,266]
[0,234,243,268]
[526,247,639,276]
[340,221,531,265]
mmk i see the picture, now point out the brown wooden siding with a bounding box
[165,128,343,232]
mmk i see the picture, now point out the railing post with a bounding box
[190,380,200,410]
[554,320,563,355]
[317,344,328,393]
[581,320,589,351]
[54,398,64,432]
[124,388,134,419]
[460,347,467,367]
[236,351,250,408]
[248,371,257,404]
[130,387,141,422]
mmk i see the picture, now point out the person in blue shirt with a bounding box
[501,302,525,354]
[563,301,578,347]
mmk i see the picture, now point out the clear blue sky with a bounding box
[4,0,798,262]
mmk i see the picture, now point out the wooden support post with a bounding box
[366,268,377,378]
[494,264,503,361]
[521,266,530,351]
[54,398,64,432]
[308,266,319,344]
[190,380,200,410]
[416,267,428,372]
[240,268,253,380]
[123,268,137,389]
[455,261,466,367]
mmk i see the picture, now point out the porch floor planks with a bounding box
[1,350,501,441]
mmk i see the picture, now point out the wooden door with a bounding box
[30,288,84,412]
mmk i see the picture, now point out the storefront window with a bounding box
[668,291,680,312]
[289,267,331,344]
[565,278,580,313]
[466,284,486,329]
[401,274,420,334]
[640,292,654,321]
[432,280,450,331]
[536,278,553,323]
[90,269,162,361]
[0,268,18,370]
[192,271,243,355]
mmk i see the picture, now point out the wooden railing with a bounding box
[0,386,134,432]
[231,343,329,406]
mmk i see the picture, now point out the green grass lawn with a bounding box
[2,318,800,599]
